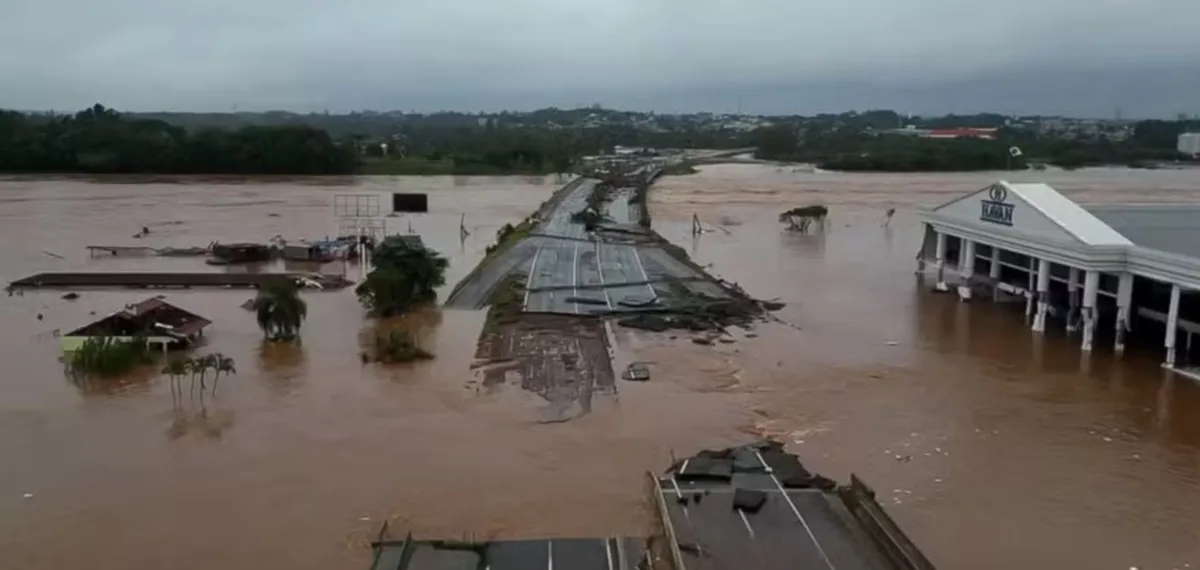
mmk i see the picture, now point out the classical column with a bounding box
[916,224,928,275]
[1025,258,1037,317]
[1164,283,1181,368]
[958,239,976,301]
[1066,267,1081,332]
[989,246,1002,301]
[1114,273,1133,354]
[934,232,948,292]
[1032,259,1052,332]
[1081,270,1100,352]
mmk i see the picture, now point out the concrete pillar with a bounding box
[1114,273,1133,354]
[1025,258,1037,317]
[916,224,928,275]
[958,239,976,301]
[934,232,948,292]
[1081,270,1100,352]
[989,246,1002,301]
[1067,267,1081,332]
[1164,284,1181,368]
[1032,259,1052,332]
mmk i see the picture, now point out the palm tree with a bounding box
[161,358,190,396]
[211,355,237,395]
[252,278,307,341]
[190,354,219,392]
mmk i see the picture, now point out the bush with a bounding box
[68,336,153,378]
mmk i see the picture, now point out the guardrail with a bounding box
[837,475,936,570]
[648,472,688,570]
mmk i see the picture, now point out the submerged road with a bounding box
[524,181,659,314]
[447,167,736,314]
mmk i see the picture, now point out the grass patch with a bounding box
[661,161,698,175]
[358,156,570,176]
[484,217,536,259]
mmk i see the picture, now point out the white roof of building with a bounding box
[1000,181,1133,246]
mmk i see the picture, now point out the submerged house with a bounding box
[60,298,212,354]
[208,242,273,265]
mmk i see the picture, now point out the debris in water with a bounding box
[622,362,651,381]
[22,493,33,499]
[61,292,79,300]
[885,340,899,346]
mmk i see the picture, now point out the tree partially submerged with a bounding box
[356,236,449,317]
[253,278,307,341]
[369,330,435,363]
[779,205,829,234]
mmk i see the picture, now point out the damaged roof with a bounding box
[65,298,212,338]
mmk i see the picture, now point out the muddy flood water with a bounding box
[1,168,1199,570]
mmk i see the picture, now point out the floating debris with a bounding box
[622,362,651,381]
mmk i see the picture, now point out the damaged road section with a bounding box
[653,441,938,570]
[448,165,780,422]
[446,171,777,330]
[369,441,937,570]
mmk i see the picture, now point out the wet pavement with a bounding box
[1,169,1199,570]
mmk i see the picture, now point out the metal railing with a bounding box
[837,475,936,570]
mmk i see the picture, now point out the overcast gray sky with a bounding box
[3,0,1199,116]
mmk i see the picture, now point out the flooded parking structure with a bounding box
[918,180,1200,380]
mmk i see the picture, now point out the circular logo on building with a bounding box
[988,184,1008,202]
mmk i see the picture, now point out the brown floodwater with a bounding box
[1,169,1198,570]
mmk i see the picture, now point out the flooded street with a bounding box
[2,169,1199,569]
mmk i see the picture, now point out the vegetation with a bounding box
[161,353,237,394]
[253,278,308,341]
[356,237,450,317]
[753,117,1196,172]
[369,330,435,363]
[8,104,1198,175]
[66,336,153,379]
[484,219,536,257]
[0,105,357,174]
[661,161,699,175]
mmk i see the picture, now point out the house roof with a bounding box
[1085,204,1200,259]
[66,298,212,338]
[1001,182,1133,246]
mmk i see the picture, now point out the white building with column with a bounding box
[918,181,1200,381]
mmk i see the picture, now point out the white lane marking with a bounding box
[524,244,544,310]
[605,538,614,570]
[755,450,837,570]
[595,240,614,310]
[571,242,581,314]
[737,508,756,538]
[630,247,656,299]
[547,540,553,570]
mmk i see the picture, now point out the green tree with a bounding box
[356,238,449,317]
[253,278,308,341]
[754,124,800,160]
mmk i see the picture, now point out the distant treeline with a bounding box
[0,104,754,176]
[754,114,1199,172]
[0,105,359,174]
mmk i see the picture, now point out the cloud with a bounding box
[2,0,1199,115]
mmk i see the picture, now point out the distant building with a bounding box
[924,128,999,140]
[1178,133,1200,157]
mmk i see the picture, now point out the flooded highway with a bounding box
[1,168,1199,570]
